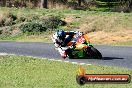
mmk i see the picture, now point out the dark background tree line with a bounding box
[0,0,131,12]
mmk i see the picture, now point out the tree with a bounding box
[43,0,48,8]
[41,0,48,8]
[2,0,6,6]
[128,0,132,10]
[78,0,81,6]
[118,0,132,12]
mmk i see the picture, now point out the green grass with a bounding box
[0,32,53,43]
[114,41,132,46]
[0,55,131,88]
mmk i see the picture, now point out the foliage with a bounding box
[40,16,66,29]
[19,16,65,33]
[20,22,46,33]
[0,12,17,27]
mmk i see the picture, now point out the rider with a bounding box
[52,29,83,58]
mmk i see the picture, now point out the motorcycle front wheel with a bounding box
[89,46,102,59]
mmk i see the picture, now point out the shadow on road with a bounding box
[102,57,124,60]
[69,57,124,60]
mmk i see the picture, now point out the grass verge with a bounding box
[114,41,132,46]
[0,55,131,88]
[0,31,54,43]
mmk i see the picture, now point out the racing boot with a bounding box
[60,51,67,59]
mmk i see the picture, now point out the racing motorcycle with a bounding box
[63,33,102,59]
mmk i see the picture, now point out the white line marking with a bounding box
[49,59,55,61]
[64,61,69,63]
[0,53,15,56]
[71,62,78,64]
[0,52,92,66]
[55,60,62,62]
[80,63,85,65]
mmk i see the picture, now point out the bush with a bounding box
[0,12,17,27]
[8,13,17,21]
[19,16,67,34]
[41,16,66,30]
[20,22,46,33]
[27,14,40,22]
[4,18,14,26]
[16,13,40,24]
[16,14,27,23]
[0,19,5,27]
[0,26,12,35]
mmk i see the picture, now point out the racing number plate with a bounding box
[77,36,85,44]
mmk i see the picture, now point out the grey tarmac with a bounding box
[0,42,131,69]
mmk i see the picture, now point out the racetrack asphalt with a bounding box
[0,41,131,69]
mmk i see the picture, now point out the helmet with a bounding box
[57,30,66,40]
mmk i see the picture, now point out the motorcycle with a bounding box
[63,33,102,59]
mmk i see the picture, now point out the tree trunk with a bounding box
[78,0,81,6]
[2,0,6,6]
[44,0,48,8]
[128,0,132,8]
[41,0,48,8]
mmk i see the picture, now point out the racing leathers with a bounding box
[52,31,83,58]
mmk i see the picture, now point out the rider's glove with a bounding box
[78,32,83,36]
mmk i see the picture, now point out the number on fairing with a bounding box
[78,37,85,43]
